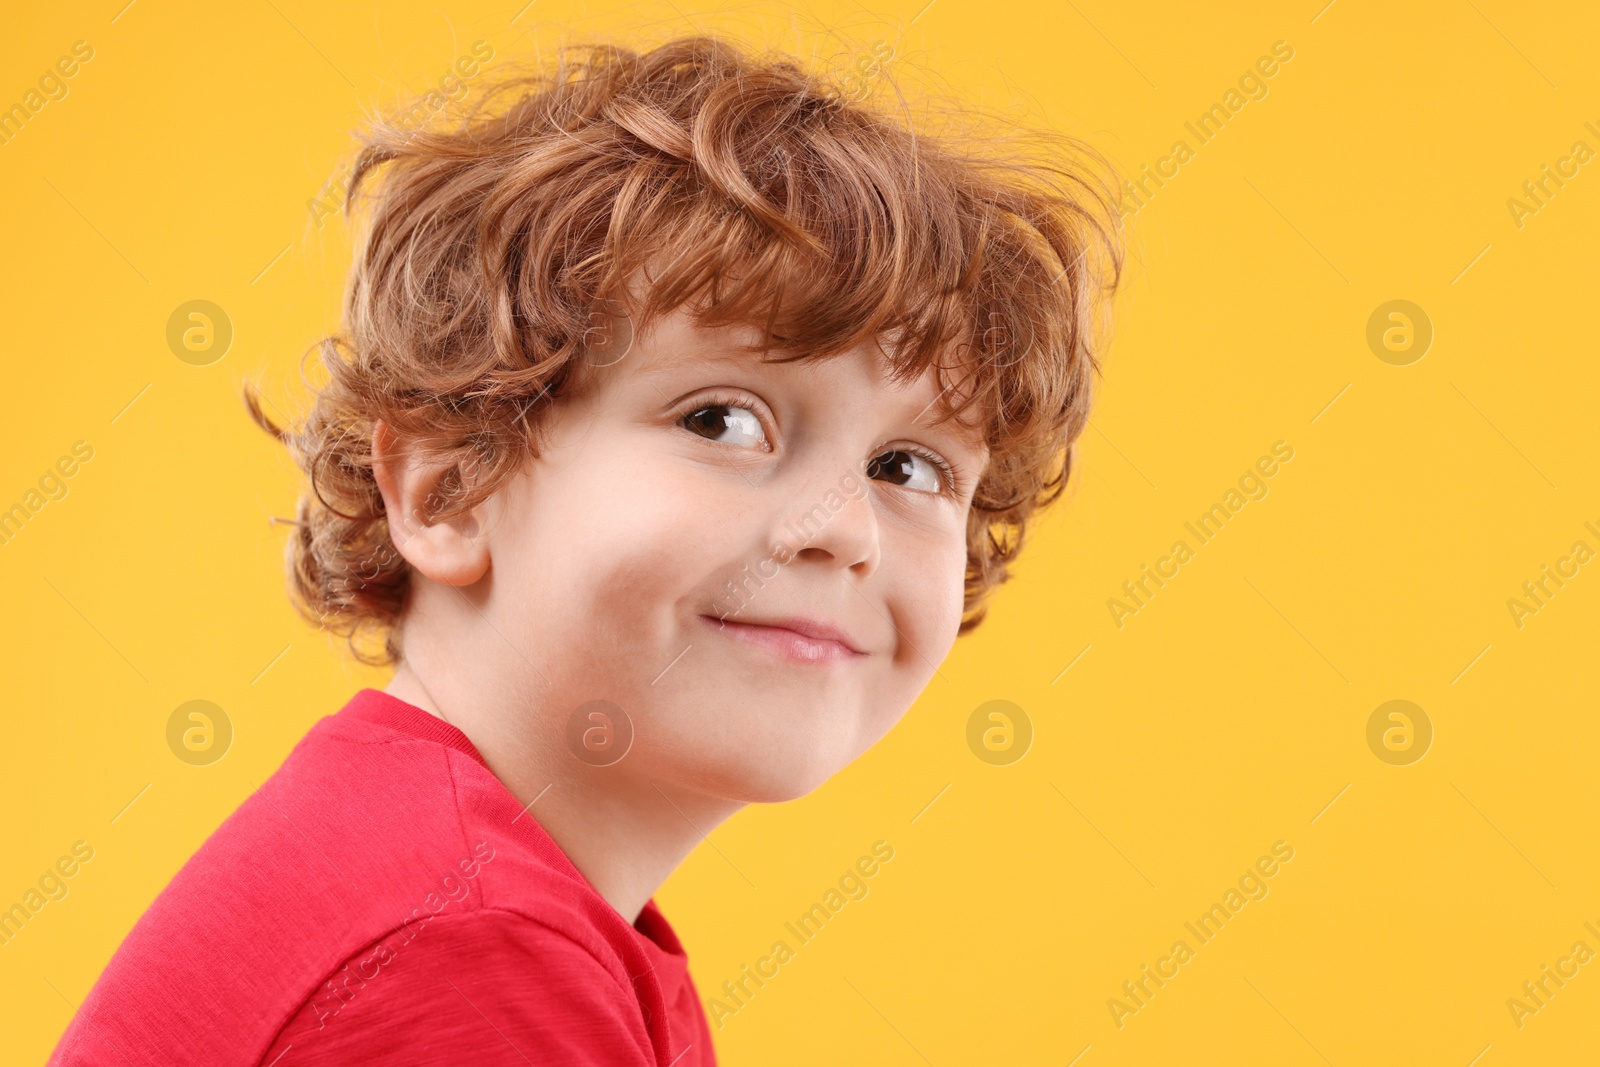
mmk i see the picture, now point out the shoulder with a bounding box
[262,906,657,1066]
[49,717,494,1065]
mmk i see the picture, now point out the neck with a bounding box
[383,660,741,925]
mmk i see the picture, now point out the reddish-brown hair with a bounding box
[246,33,1123,666]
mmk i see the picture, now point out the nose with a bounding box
[772,461,881,575]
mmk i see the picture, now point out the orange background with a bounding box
[3,1,1597,1064]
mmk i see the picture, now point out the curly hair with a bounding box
[245,33,1123,667]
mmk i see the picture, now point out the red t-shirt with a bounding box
[48,688,715,1066]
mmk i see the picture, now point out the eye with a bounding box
[866,446,954,495]
[678,393,770,451]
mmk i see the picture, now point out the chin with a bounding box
[732,767,835,805]
[684,738,853,805]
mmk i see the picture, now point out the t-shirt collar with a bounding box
[338,687,692,965]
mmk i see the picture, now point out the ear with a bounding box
[371,420,491,586]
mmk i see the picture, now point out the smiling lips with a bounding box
[699,613,867,663]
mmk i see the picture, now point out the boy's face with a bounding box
[470,302,989,803]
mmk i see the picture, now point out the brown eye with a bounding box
[681,403,767,449]
[867,448,946,494]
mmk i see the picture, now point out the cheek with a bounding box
[831,518,966,762]
[491,442,754,673]
[888,520,969,648]
[512,455,728,602]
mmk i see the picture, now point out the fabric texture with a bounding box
[47,688,715,1066]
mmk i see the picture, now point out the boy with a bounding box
[49,33,1119,1065]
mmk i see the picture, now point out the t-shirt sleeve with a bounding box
[260,908,658,1066]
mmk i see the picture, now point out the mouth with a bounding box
[698,614,867,663]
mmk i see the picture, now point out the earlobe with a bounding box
[370,421,492,587]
